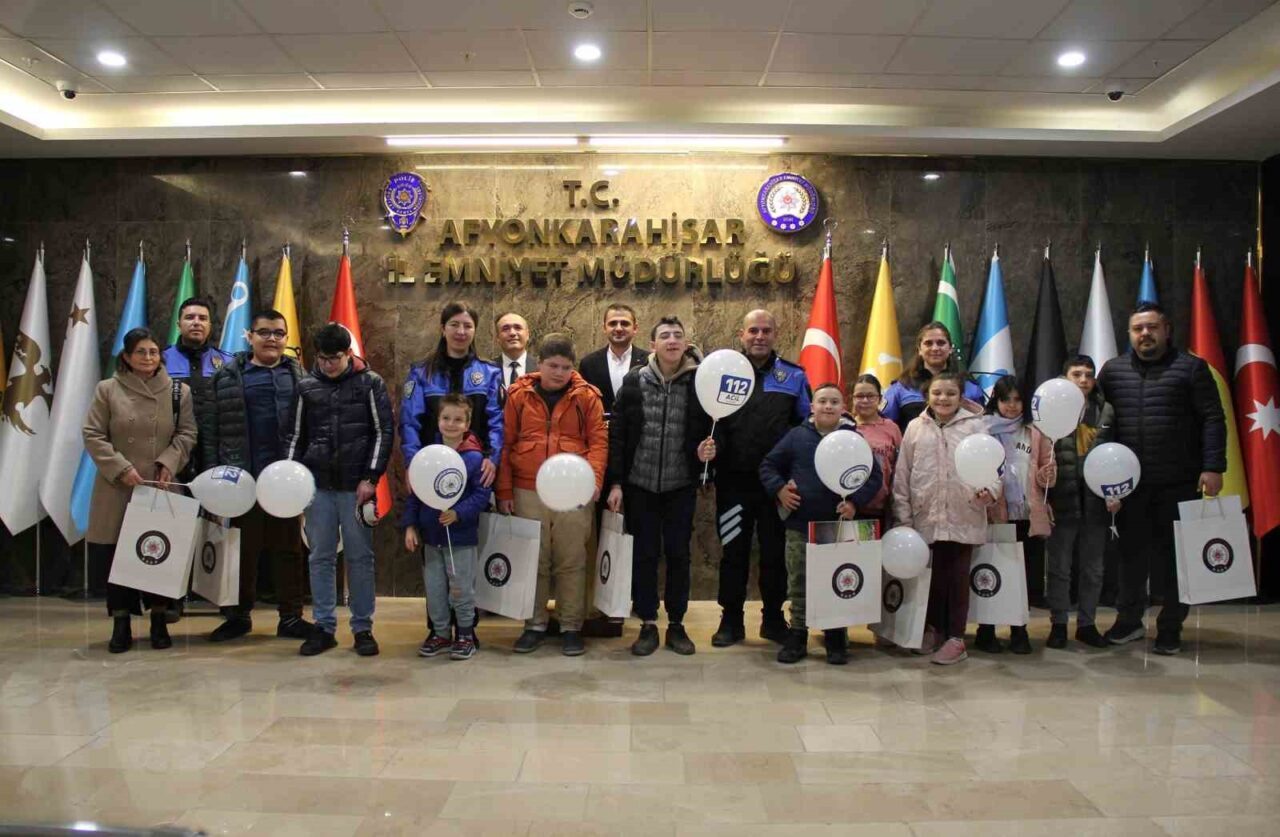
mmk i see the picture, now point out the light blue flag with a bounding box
[969,247,1016,398]
[1137,246,1158,305]
[70,252,148,532]
[219,252,252,355]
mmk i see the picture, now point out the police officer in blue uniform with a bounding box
[162,297,231,482]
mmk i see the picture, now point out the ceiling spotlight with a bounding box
[574,43,602,62]
[922,172,941,181]
[1056,50,1086,68]
[289,170,307,177]
[96,50,126,67]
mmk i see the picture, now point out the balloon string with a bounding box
[445,523,455,576]
[1109,511,1119,540]
[700,418,717,486]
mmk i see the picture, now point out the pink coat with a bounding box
[892,402,996,546]
[987,424,1057,537]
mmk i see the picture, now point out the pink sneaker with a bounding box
[931,637,967,665]
[913,625,941,656]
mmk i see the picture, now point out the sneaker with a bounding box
[1152,632,1181,656]
[562,630,586,657]
[300,627,338,656]
[711,612,746,648]
[513,629,546,654]
[665,624,696,656]
[418,631,451,658]
[149,611,172,650]
[208,616,252,643]
[450,632,477,660]
[973,624,1003,654]
[913,625,941,656]
[777,628,809,664]
[353,630,380,657]
[1104,620,1146,645]
[1075,624,1109,648]
[631,624,660,657]
[760,618,790,644]
[277,615,314,639]
[1008,626,1032,655]
[931,637,968,665]
[1046,624,1068,649]
[823,629,849,666]
[109,616,132,654]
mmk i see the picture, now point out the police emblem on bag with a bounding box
[970,563,1002,598]
[136,531,171,566]
[717,375,751,407]
[484,553,511,588]
[201,541,217,574]
[599,550,611,584]
[434,468,464,500]
[831,563,864,600]
[1202,537,1234,574]
[883,578,904,613]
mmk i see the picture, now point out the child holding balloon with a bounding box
[759,382,883,665]
[892,372,996,666]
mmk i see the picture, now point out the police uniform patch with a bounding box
[773,367,788,383]
[403,380,415,399]
[470,370,484,386]
[211,355,224,370]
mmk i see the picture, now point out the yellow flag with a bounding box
[1207,364,1250,505]
[272,249,303,363]
[859,248,902,387]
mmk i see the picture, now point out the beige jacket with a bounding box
[892,402,997,546]
[82,367,196,544]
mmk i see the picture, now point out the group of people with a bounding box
[82,293,1226,666]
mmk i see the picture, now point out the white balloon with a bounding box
[694,349,756,421]
[536,453,596,512]
[954,433,1006,490]
[882,527,930,579]
[255,460,316,518]
[189,466,257,518]
[408,445,468,511]
[1031,378,1086,441]
[1083,442,1141,500]
[814,430,874,497]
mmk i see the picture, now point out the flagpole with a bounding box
[343,227,350,257]
[185,239,191,263]
[1247,247,1262,593]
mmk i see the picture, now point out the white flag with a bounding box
[40,250,99,543]
[0,251,54,534]
[1080,247,1118,367]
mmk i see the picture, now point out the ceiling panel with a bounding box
[887,37,1028,75]
[650,70,760,86]
[376,0,647,31]
[205,73,320,90]
[1041,0,1208,41]
[98,74,213,92]
[0,0,136,39]
[1108,40,1208,78]
[784,0,928,34]
[652,32,775,71]
[770,34,903,74]
[972,75,1099,92]
[313,71,424,88]
[525,30,646,70]
[276,33,419,73]
[1163,0,1275,39]
[402,29,531,71]
[651,0,787,31]
[35,37,191,75]
[153,36,303,74]
[763,71,873,87]
[0,36,86,83]
[537,69,648,85]
[239,0,390,34]
[424,70,536,87]
[912,0,1071,39]
[1000,39,1148,77]
[101,0,261,37]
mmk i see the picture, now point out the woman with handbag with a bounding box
[82,327,197,653]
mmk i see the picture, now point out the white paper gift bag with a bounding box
[190,517,241,607]
[1175,495,1255,605]
[871,567,932,649]
[593,510,634,619]
[805,538,882,630]
[474,512,542,621]
[108,486,201,599]
[967,524,1029,626]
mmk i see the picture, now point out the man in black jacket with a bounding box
[578,303,649,419]
[206,309,312,643]
[1098,304,1226,655]
[285,324,393,658]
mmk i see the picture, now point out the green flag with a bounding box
[931,244,964,364]
[167,249,197,346]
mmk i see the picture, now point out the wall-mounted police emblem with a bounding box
[831,562,864,600]
[970,563,1002,598]
[1102,478,1134,498]
[839,465,870,492]
[757,172,819,233]
[434,467,465,500]
[599,550,612,584]
[484,553,511,587]
[383,172,429,237]
[1202,537,1234,574]
[883,578,904,613]
[470,370,484,386]
[717,374,751,407]
[136,531,171,566]
[201,542,217,574]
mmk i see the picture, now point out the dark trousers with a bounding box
[927,541,974,639]
[715,476,788,620]
[230,505,304,618]
[625,483,696,622]
[90,542,171,616]
[1116,481,1198,633]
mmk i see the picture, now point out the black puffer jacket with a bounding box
[1048,394,1114,523]
[1097,347,1226,487]
[206,353,304,474]
[607,350,711,490]
[285,358,394,491]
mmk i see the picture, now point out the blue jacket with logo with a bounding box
[714,352,811,479]
[401,431,491,548]
[882,374,985,431]
[759,415,883,533]
[399,353,504,469]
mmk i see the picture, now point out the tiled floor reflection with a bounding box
[3,598,1280,835]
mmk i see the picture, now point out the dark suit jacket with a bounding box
[578,345,650,417]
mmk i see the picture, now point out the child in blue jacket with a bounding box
[404,394,492,660]
[760,382,882,666]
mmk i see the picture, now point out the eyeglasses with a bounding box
[252,329,287,340]
[852,393,879,400]
[316,353,345,363]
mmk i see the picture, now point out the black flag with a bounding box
[1024,244,1067,405]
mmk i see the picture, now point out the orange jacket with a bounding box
[496,370,608,502]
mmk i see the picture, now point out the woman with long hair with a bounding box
[881,322,984,431]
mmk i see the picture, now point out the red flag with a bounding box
[798,231,842,388]
[1234,254,1280,537]
[329,240,392,518]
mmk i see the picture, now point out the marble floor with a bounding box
[3,598,1280,836]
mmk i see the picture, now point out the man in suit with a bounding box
[493,312,530,395]
[578,303,649,419]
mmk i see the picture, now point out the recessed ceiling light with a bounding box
[573,43,602,62]
[602,168,621,176]
[1056,50,1086,68]
[97,50,126,67]
[922,172,941,181]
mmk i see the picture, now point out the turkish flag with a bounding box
[799,239,842,388]
[330,250,393,518]
[1234,257,1280,537]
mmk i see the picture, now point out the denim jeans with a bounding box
[304,490,375,635]
[423,544,477,633]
